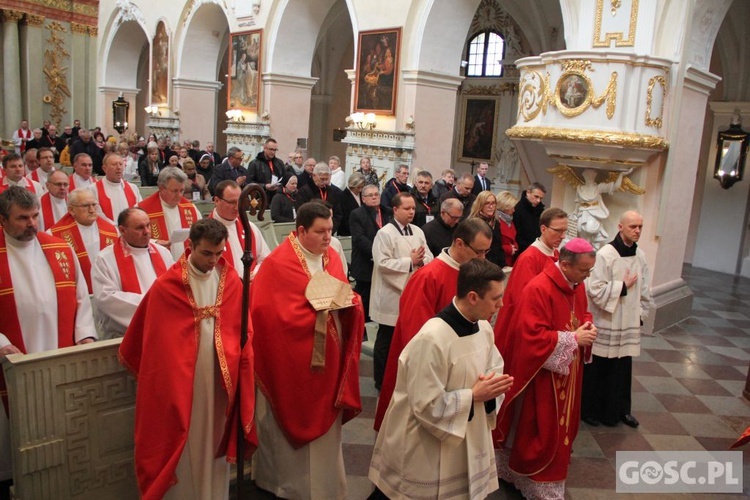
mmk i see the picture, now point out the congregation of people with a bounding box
[0,118,654,500]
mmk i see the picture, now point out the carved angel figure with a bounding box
[549,166,644,248]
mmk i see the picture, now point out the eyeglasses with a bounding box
[466,242,490,256]
[265,147,278,152]
[444,212,463,221]
[294,155,303,159]
[70,202,99,209]
[216,196,238,205]
[544,225,567,234]
[362,193,380,198]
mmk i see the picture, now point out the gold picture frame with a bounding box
[228,29,263,113]
[555,71,593,118]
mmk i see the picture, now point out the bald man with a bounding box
[581,211,654,429]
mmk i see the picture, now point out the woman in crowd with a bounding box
[270,175,298,222]
[469,190,506,268]
[496,190,519,266]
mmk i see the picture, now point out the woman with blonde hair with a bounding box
[469,191,506,267]
[496,190,519,266]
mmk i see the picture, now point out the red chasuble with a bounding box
[138,192,198,247]
[251,233,364,448]
[494,245,557,357]
[119,254,256,500]
[374,255,458,431]
[49,214,118,293]
[96,180,137,220]
[494,264,592,482]
[0,230,78,412]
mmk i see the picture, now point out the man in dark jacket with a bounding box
[439,173,475,219]
[513,182,547,254]
[410,170,439,227]
[69,129,104,175]
[422,198,464,257]
[296,163,344,233]
[349,184,392,325]
[381,164,410,209]
[208,147,248,195]
[247,138,285,200]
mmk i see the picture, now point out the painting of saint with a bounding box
[354,28,401,115]
[151,22,169,105]
[459,98,498,161]
[559,74,588,109]
[228,30,262,113]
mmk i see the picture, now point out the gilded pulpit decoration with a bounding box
[593,0,639,47]
[645,75,667,129]
[44,22,71,128]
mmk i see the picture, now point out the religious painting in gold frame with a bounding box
[354,28,401,115]
[555,70,593,118]
[151,21,169,105]
[228,30,262,113]
[458,96,499,162]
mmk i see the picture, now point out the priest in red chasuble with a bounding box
[251,202,364,499]
[495,238,598,500]
[119,218,255,500]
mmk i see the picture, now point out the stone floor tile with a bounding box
[632,361,671,377]
[635,375,692,395]
[677,377,734,397]
[571,430,606,458]
[670,413,739,439]
[695,395,750,416]
[646,349,693,363]
[565,457,618,489]
[706,346,750,364]
[635,411,689,435]
[631,391,668,413]
[653,393,712,413]
[342,443,377,477]
[716,379,746,396]
[699,364,746,381]
[590,432,653,459]
[659,362,711,379]
[642,434,705,451]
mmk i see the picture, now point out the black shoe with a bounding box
[621,414,639,428]
[582,416,600,427]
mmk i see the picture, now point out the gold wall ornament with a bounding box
[1,10,24,23]
[517,70,547,121]
[463,83,518,96]
[44,23,71,127]
[548,154,645,168]
[23,14,46,27]
[605,170,645,194]
[548,164,645,194]
[593,0,639,47]
[88,26,97,36]
[645,75,666,129]
[561,60,593,73]
[70,22,88,35]
[506,125,668,150]
[610,0,622,15]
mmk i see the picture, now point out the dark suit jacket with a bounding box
[349,205,392,283]
[208,160,249,194]
[381,178,409,209]
[247,152,285,199]
[296,184,345,234]
[513,195,545,254]
[439,189,476,219]
[472,175,493,195]
[422,216,455,257]
[410,187,439,227]
[337,188,362,236]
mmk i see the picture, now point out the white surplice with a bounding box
[370,315,504,500]
[89,178,143,225]
[160,200,202,262]
[211,210,270,278]
[91,242,174,338]
[252,243,347,500]
[164,260,229,500]
[370,222,433,326]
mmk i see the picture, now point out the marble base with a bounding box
[645,279,694,334]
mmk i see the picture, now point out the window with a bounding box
[467,31,505,77]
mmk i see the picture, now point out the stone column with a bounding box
[262,73,318,158]
[172,78,222,144]
[2,9,24,138]
[19,14,45,127]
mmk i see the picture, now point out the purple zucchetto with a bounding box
[563,237,595,253]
